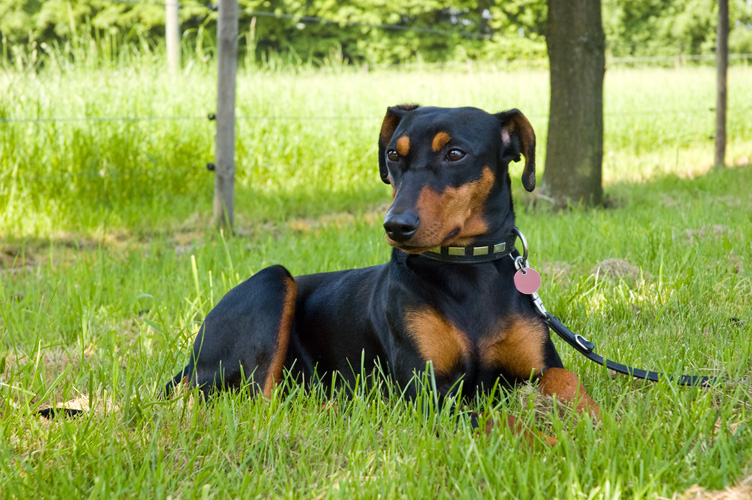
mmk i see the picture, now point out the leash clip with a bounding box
[574,333,595,353]
[512,227,547,318]
[530,291,548,318]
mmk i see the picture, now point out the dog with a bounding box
[164,105,600,437]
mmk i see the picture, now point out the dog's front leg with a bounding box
[539,367,601,420]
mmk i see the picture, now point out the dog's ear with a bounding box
[378,104,419,184]
[497,109,536,192]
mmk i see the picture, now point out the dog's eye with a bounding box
[387,150,400,162]
[446,149,466,161]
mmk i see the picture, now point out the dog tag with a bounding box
[514,267,541,295]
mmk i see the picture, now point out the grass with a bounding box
[1,63,751,235]
[0,60,751,498]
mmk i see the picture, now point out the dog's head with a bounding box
[378,105,536,253]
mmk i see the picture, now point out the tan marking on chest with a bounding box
[478,315,548,380]
[405,306,472,375]
[432,131,451,152]
[396,135,411,156]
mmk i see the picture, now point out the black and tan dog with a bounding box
[165,105,599,435]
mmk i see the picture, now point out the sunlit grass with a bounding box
[1,160,751,497]
[1,63,750,237]
[0,59,751,498]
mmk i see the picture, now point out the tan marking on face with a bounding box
[262,277,296,398]
[478,315,547,379]
[396,166,494,250]
[431,131,451,152]
[396,135,410,156]
[405,306,471,376]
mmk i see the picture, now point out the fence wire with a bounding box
[4,107,750,125]
[3,0,745,180]
[0,115,207,124]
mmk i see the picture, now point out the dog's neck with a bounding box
[417,231,518,264]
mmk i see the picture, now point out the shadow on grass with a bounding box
[1,163,750,269]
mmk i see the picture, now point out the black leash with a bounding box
[510,228,723,387]
[543,313,718,386]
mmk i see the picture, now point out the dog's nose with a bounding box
[383,211,420,243]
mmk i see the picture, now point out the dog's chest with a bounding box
[403,302,545,380]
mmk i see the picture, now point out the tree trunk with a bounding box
[542,0,605,208]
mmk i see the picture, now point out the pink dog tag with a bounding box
[514,267,541,295]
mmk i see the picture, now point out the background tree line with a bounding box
[1,0,751,66]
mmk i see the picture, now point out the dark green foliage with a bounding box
[2,0,750,66]
[602,0,752,56]
[0,0,545,65]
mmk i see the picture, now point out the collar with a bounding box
[420,232,518,264]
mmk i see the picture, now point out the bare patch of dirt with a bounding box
[1,205,391,273]
[538,261,574,285]
[590,258,643,281]
[728,252,744,274]
[659,194,682,208]
[684,225,730,244]
[3,347,84,381]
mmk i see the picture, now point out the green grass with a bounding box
[1,62,751,498]
[1,64,751,235]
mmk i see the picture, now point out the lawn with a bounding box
[0,62,751,498]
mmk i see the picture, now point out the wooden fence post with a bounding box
[214,0,239,230]
[165,0,180,73]
[715,0,728,168]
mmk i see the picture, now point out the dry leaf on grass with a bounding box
[37,395,120,420]
[677,474,752,500]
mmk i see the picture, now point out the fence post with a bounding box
[714,0,728,168]
[165,0,180,73]
[214,0,239,230]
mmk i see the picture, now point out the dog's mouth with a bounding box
[387,227,462,254]
[441,228,461,245]
[390,243,432,254]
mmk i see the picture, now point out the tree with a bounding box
[542,0,606,208]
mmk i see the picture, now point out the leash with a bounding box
[511,228,721,387]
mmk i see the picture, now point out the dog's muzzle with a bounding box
[383,210,420,244]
